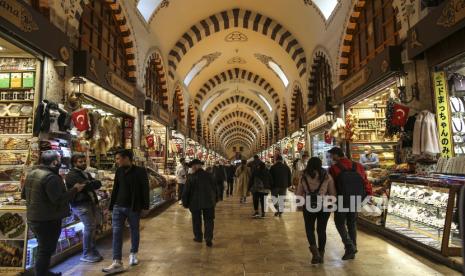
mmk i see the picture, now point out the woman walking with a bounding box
[235,160,251,203]
[296,157,336,264]
[249,162,272,218]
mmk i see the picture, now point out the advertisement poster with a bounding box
[0,206,27,273]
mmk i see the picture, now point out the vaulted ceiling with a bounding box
[137,0,342,158]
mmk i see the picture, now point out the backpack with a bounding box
[335,162,366,208]
[302,172,325,210]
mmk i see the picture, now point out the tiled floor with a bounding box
[53,196,460,276]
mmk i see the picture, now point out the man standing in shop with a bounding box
[359,146,380,169]
[327,147,372,261]
[212,161,226,201]
[23,150,86,276]
[103,149,150,274]
[182,159,217,247]
[176,158,188,205]
[66,153,103,263]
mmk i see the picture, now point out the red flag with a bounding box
[71,109,90,131]
[146,135,154,148]
[392,103,410,126]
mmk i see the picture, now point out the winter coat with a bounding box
[270,161,292,196]
[182,168,217,211]
[109,165,150,212]
[249,167,273,194]
[212,165,226,184]
[235,165,251,197]
[412,110,440,155]
[65,168,102,207]
[33,100,71,136]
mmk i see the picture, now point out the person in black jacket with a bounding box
[66,153,103,263]
[249,161,273,218]
[182,159,217,247]
[23,150,86,276]
[225,163,235,197]
[103,150,150,274]
[212,161,226,201]
[270,155,292,217]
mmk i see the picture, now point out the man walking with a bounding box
[66,153,103,263]
[182,159,217,247]
[328,147,372,260]
[269,155,292,217]
[212,161,226,201]
[22,150,86,276]
[225,162,235,197]
[103,149,150,274]
[176,158,187,205]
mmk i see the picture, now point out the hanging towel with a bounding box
[412,110,440,155]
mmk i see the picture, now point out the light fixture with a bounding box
[71,76,86,95]
[82,104,95,109]
[397,74,419,104]
[0,46,6,51]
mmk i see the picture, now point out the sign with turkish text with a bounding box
[433,71,453,158]
[342,68,371,97]
[0,0,38,32]
[105,72,135,100]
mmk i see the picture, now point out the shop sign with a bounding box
[342,68,371,98]
[433,71,453,158]
[408,0,465,59]
[158,107,171,126]
[0,0,38,32]
[305,106,318,123]
[105,72,135,100]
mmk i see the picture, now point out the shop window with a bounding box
[344,0,398,78]
[79,0,129,81]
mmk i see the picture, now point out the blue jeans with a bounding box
[72,202,98,257]
[112,205,141,261]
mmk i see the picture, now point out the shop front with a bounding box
[306,108,335,168]
[0,1,73,273]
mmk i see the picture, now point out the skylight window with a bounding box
[268,61,289,87]
[312,0,339,20]
[254,111,265,125]
[202,92,221,112]
[184,58,208,86]
[137,0,162,22]
[257,93,273,112]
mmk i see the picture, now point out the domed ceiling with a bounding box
[137,0,342,158]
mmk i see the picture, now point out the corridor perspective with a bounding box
[52,197,459,276]
[1,0,465,275]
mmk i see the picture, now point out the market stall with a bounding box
[307,112,335,168]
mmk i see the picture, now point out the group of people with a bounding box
[23,145,372,276]
[23,149,150,275]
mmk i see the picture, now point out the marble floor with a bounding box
[53,196,460,276]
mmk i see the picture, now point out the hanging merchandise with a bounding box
[412,110,440,156]
[385,99,403,136]
[71,108,90,131]
[330,118,346,140]
[391,102,410,127]
[33,100,71,136]
[345,110,358,141]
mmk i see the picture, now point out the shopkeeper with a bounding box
[359,146,379,169]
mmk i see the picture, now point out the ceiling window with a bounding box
[312,0,339,20]
[254,111,265,125]
[184,52,222,86]
[137,0,162,22]
[255,54,289,88]
[253,91,273,112]
[201,90,226,112]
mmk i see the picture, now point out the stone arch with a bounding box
[213,111,263,133]
[144,50,169,108]
[195,68,280,108]
[206,95,269,122]
[291,83,304,126]
[280,104,289,137]
[308,51,333,107]
[172,84,185,122]
[168,8,307,79]
[187,104,196,131]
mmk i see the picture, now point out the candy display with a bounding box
[0,240,23,267]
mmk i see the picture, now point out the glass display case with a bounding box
[310,131,333,168]
[385,177,462,256]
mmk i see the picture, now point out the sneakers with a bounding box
[178,201,183,205]
[102,260,125,274]
[80,254,103,263]
[252,212,259,218]
[193,238,202,243]
[47,272,62,276]
[206,241,213,248]
[341,245,356,260]
[129,253,139,266]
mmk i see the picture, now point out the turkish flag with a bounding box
[392,103,410,126]
[146,135,154,148]
[71,109,90,131]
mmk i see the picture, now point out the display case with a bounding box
[310,131,333,168]
[350,142,397,169]
[385,176,462,256]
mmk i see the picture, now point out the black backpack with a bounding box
[335,162,366,208]
[302,172,326,210]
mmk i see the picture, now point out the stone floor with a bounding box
[53,196,460,276]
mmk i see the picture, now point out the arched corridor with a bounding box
[53,196,458,276]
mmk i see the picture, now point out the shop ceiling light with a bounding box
[0,46,5,51]
[268,61,289,87]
